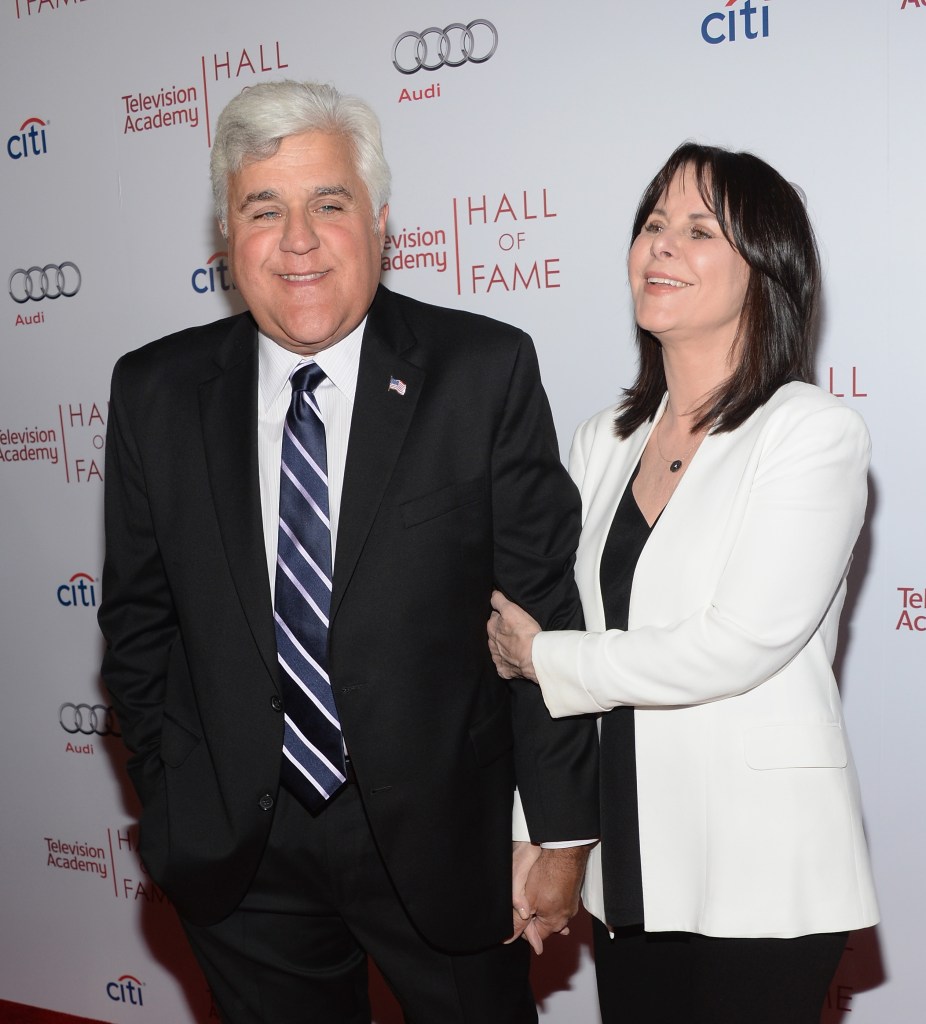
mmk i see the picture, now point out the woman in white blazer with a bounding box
[489,143,879,1024]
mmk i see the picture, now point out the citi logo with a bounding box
[7,117,48,160]
[701,0,769,44]
[58,572,97,608]
[106,974,145,1006]
[192,251,236,294]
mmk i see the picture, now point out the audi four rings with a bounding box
[59,703,120,737]
[393,20,498,74]
[9,262,81,303]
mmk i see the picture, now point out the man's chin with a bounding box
[265,324,346,356]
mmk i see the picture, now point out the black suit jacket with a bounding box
[99,285,598,949]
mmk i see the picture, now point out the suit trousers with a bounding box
[592,918,847,1024]
[181,782,537,1024]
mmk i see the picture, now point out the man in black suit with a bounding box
[99,80,597,1023]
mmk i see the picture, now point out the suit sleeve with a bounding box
[97,359,175,807]
[491,334,599,842]
[533,403,870,715]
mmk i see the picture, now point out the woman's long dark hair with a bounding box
[615,142,820,438]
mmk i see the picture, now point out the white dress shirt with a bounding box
[257,322,364,593]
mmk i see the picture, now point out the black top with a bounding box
[598,464,654,927]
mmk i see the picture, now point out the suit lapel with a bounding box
[198,316,279,684]
[331,289,424,620]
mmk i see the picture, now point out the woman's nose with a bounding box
[650,227,678,259]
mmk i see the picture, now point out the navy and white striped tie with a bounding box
[274,362,346,813]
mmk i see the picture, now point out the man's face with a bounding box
[225,130,387,355]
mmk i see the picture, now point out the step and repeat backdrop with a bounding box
[2,1,923,1021]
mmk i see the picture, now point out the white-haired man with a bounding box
[100,80,597,1022]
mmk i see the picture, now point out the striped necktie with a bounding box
[273,362,346,813]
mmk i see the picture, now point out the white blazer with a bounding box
[533,382,879,938]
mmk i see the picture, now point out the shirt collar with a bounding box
[258,319,366,411]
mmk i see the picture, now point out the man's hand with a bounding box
[525,846,590,952]
[509,845,590,954]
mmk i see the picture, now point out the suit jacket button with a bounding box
[270,696,283,712]
[258,793,274,811]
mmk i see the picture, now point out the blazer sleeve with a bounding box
[533,402,871,716]
[491,335,599,842]
[97,358,176,807]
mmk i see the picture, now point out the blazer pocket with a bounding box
[744,723,848,770]
[159,712,202,768]
[469,701,514,769]
[400,476,485,528]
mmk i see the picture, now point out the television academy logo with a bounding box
[896,588,926,631]
[122,85,199,136]
[192,251,236,294]
[382,228,449,275]
[106,975,146,1007]
[44,825,172,904]
[393,19,497,74]
[701,0,769,44]
[119,39,289,148]
[14,1,88,18]
[1,402,105,480]
[0,424,59,466]
[381,188,563,295]
[7,116,48,160]
[45,836,109,878]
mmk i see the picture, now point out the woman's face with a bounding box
[628,165,750,352]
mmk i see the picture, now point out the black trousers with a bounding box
[181,783,536,1024]
[593,918,847,1024]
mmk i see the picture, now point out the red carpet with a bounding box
[0,1002,107,1024]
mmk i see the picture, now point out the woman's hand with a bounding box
[487,590,541,682]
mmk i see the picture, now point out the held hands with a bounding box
[495,593,587,952]
[508,844,590,954]
[509,840,543,950]
[487,590,542,682]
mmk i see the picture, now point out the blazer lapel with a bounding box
[331,289,424,620]
[198,316,279,685]
[580,400,665,632]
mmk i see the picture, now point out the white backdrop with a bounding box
[2,1,922,1021]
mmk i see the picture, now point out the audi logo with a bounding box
[393,19,498,74]
[9,262,81,303]
[59,702,120,737]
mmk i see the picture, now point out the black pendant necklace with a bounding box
[655,417,701,474]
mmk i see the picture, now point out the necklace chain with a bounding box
[654,418,702,474]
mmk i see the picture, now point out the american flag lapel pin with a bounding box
[387,376,407,396]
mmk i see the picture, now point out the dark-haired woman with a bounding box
[489,144,879,1024]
